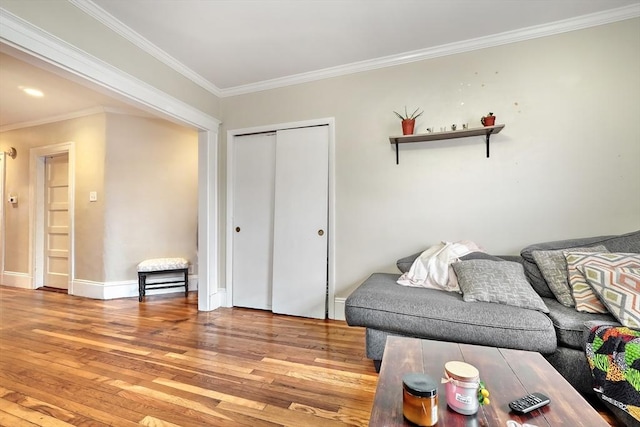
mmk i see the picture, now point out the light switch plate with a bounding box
[89,191,97,202]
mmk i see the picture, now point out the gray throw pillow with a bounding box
[452,260,549,313]
[519,230,640,298]
[532,245,607,307]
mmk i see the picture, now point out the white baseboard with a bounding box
[209,289,226,309]
[333,297,346,321]
[71,275,198,300]
[1,271,33,289]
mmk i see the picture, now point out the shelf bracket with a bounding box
[486,133,490,158]
[395,142,399,165]
[485,129,496,158]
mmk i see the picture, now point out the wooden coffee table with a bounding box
[370,336,609,426]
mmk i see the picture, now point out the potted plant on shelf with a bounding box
[394,107,423,135]
[481,112,496,127]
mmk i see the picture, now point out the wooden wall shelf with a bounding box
[389,124,505,164]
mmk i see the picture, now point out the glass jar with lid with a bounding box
[402,373,438,426]
[443,361,480,415]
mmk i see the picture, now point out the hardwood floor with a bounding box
[0,287,376,426]
[0,286,623,426]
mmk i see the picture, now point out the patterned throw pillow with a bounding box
[580,266,640,328]
[452,260,549,313]
[565,252,640,313]
[532,245,607,307]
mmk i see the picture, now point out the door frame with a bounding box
[1,11,220,310]
[225,118,336,319]
[29,142,75,290]
[0,151,5,282]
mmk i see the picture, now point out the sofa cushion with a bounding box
[520,230,640,298]
[345,273,557,354]
[581,266,640,328]
[397,251,423,273]
[396,250,504,273]
[452,260,549,313]
[566,252,640,313]
[532,245,607,307]
[544,298,617,349]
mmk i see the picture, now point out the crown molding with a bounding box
[220,3,640,97]
[0,106,104,132]
[15,2,640,99]
[0,7,220,130]
[0,106,157,133]
[69,0,223,97]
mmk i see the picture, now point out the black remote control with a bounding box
[508,392,550,414]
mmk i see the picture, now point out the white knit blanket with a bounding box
[397,240,484,292]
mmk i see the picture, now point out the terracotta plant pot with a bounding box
[402,119,415,135]
[481,115,496,127]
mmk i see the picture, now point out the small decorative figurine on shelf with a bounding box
[451,124,457,131]
[481,112,496,127]
[394,106,424,135]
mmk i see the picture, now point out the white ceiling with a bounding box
[88,0,640,90]
[0,49,144,130]
[1,0,639,129]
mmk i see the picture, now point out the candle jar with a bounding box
[444,361,480,415]
[402,373,438,426]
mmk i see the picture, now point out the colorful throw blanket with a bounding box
[586,324,640,422]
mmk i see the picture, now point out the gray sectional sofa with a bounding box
[345,230,640,425]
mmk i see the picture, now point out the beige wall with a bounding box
[0,113,198,286]
[103,114,198,281]
[220,19,640,298]
[1,2,638,306]
[0,0,221,119]
[0,114,107,277]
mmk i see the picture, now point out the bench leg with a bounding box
[184,269,189,298]
[138,273,146,302]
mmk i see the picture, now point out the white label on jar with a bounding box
[455,392,473,405]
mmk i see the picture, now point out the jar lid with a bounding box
[402,373,438,398]
[444,361,479,381]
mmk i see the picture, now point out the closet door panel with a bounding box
[232,133,276,310]
[272,126,329,319]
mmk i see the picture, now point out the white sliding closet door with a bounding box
[271,126,329,319]
[232,133,276,310]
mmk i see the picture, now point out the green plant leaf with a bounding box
[393,106,423,120]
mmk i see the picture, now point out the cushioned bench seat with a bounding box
[137,257,189,302]
[345,273,557,360]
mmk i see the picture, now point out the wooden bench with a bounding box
[137,258,189,302]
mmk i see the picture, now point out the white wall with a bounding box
[104,114,198,282]
[220,19,640,299]
[0,113,198,297]
[0,114,107,278]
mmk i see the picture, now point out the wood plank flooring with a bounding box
[0,286,623,426]
[0,287,376,426]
